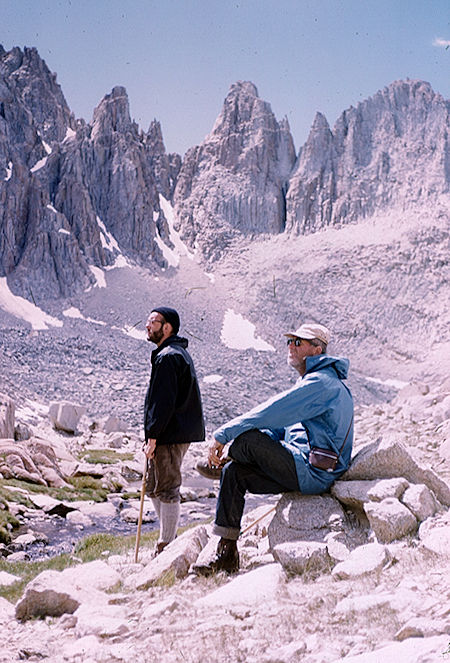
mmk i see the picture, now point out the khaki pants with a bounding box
[145,443,190,503]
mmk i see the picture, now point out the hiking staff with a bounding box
[239,505,276,536]
[134,457,148,563]
[143,307,205,555]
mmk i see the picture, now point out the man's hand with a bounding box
[208,439,225,467]
[143,438,157,459]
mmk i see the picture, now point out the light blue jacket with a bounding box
[213,354,354,494]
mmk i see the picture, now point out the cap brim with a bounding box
[283,331,316,340]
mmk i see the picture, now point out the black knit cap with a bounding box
[151,306,180,335]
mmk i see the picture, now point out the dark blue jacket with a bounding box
[144,335,205,445]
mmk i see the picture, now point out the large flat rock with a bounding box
[15,560,120,621]
[124,525,208,590]
[343,436,450,506]
[194,563,285,609]
[268,493,353,550]
[330,635,449,663]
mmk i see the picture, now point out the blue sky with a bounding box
[2,0,449,155]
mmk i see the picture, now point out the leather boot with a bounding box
[195,457,230,480]
[195,460,223,480]
[193,538,239,576]
[153,540,169,557]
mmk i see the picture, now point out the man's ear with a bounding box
[313,344,322,356]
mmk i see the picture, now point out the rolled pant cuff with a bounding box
[213,523,240,541]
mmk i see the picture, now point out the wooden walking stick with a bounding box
[134,457,148,563]
[239,505,277,536]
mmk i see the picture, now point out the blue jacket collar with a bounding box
[304,354,349,379]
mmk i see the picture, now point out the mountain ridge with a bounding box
[1,45,449,300]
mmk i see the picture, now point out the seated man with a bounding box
[194,322,353,575]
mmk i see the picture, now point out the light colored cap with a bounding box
[284,323,330,345]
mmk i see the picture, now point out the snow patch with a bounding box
[0,277,63,330]
[4,161,12,181]
[63,127,76,142]
[16,398,49,419]
[203,374,223,384]
[30,156,48,173]
[63,306,106,326]
[110,323,147,340]
[366,376,409,390]
[58,229,71,236]
[104,254,130,270]
[63,307,84,319]
[42,140,52,155]
[96,216,120,252]
[159,195,195,261]
[89,266,106,288]
[155,232,179,268]
[46,204,58,214]
[221,309,275,352]
[121,325,147,340]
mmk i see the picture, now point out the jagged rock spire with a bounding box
[0,47,171,299]
[92,86,134,136]
[286,79,450,234]
[144,119,181,200]
[173,81,296,258]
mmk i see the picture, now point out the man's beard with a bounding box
[147,329,164,344]
[287,355,304,371]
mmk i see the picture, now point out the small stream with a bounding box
[10,474,218,561]
[10,473,277,561]
[13,511,158,560]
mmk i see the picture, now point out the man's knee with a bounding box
[229,429,267,464]
[156,487,181,503]
[230,429,259,453]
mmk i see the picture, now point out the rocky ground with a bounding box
[0,208,449,662]
[0,375,449,663]
[2,204,449,427]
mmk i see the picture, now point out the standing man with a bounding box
[144,306,205,554]
[194,323,353,575]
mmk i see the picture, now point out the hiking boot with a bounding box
[192,538,239,576]
[153,541,169,557]
[195,458,228,480]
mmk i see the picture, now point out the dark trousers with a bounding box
[213,429,300,540]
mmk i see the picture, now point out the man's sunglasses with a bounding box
[286,338,304,346]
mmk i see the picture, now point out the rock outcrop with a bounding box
[66,86,163,261]
[173,81,296,258]
[15,560,120,621]
[286,79,450,234]
[48,400,85,434]
[342,434,450,506]
[144,119,181,200]
[0,46,94,298]
[268,493,354,549]
[0,46,177,299]
[331,542,391,579]
[0,393,14,439]
[0,437,69,487]
[173,77,449,259]
[2,45,449,301]
[266,435,449,570]
[124,525,209,590]
[0,385,448,662]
